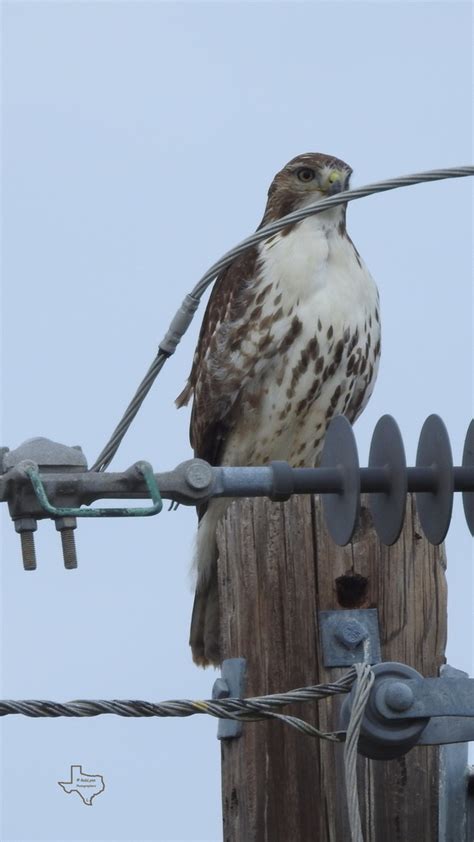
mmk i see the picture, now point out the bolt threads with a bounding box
[60,529,77,569]
[20,531,37,571]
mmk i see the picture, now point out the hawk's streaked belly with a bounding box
[222,213,381,467]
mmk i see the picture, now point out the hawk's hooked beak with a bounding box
[326,169,350,195]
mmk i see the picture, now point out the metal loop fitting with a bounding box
[25,461,163,518]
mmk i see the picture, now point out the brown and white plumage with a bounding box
[176,153,381,667]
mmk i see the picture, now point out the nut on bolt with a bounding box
[383,680,414,712]
[185,461,213,492]
[335,618,368,650]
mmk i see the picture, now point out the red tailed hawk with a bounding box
[176,153,381,667]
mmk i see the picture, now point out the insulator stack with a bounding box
[318,414,474,546]
[1,414,472,568]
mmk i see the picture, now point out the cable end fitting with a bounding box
[159,295,200,357]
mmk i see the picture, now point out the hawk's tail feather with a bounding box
[189,498,232,667]
[189,569,220,667]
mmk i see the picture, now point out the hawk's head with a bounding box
[262,152,352,229]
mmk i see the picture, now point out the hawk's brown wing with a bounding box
[175,244,263,468]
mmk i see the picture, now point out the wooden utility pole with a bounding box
[218,494,447,841]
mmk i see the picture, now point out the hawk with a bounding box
[176,153,381,667]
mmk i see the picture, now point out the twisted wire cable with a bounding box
[0,667,375,840]
[0,670,356,729]
[344,664,376,842]
[91,166,474,471]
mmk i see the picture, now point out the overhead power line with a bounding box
[0,670,356,727]
[90,166,474,472]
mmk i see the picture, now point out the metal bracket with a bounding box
[212,658,246,740]
[439,743,471,842]
[378,676,474,720]
[438,666,472,842]
[319,608,381,667]
[341,661,474,760]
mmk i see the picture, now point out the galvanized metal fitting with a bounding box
[212,677,230,700]
[334,618,369,650]
[211,658,246,740]
[340,662,428,760]
[185,460,213,492]
[319,608,381,667]
[382,680,415,712]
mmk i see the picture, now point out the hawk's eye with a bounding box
[296,167,316,183]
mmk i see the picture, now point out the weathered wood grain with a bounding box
[218,494,447,842]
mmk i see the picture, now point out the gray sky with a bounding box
[1,1,472,840]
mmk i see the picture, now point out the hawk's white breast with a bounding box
[222,211,381,468]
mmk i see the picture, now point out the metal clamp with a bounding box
[25,461,163,518]
[340,661,474,760]
[212,658,247,740]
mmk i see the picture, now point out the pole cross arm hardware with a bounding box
[1,412,473,569]
[0,437,220,570]
[340,662,474,760]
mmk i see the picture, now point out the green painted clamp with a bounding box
[25,462,163,517]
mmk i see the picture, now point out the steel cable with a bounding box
[344,663,376,842]
[91,166,473,471]
[0,669,355,722]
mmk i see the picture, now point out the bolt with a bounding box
[212,677,230,700]
[335,619,368,650]
[384,681,414,712]
[14,518,38,571]
[55,517,78,569]
[60,530,77,570]
[20,531,37,571]
[185,461,213,491]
